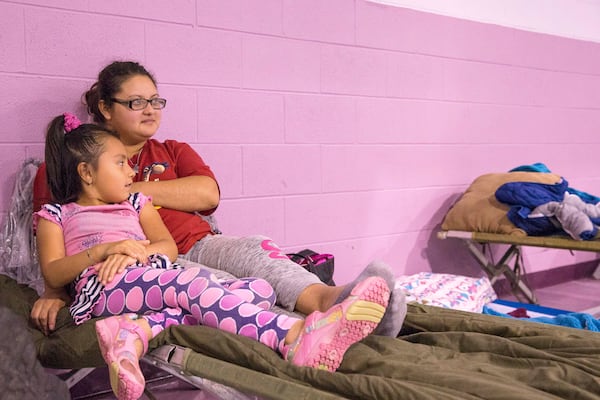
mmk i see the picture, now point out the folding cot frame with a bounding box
[60,345,259,399]
[437,230,600,304]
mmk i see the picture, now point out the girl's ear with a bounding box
[99,100,112,122]
[77,162,93,186]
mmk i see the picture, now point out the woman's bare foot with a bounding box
[294,283,345,315]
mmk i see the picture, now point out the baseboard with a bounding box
[493,260,599,297]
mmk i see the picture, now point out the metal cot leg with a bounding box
[461,239,537,304]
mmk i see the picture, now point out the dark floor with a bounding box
[67,265,600,400]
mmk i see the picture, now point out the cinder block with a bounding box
[321,44,387,96]
[154,85,197,144]
[242,145,321,196]
[197,88,284,144]
[25,8,144,77]
[285,94,356,144]
[147,24,242,87]
[283,0,354,44]
[386,52,444,99]
[189,144,243,198]
[0,3,26,71]
[216,198,285,240]
[243,35,320,92]
[197,0,283,35]
[0,75,89,143]
[90,0,194,24]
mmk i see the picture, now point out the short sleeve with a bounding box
[164,140,216,181]
[128,192,151,214]
[33,203,63,234]
[163,140,219,216]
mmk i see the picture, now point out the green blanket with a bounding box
[2,274,600,399]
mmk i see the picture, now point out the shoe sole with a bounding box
[310,276,390,371]
[346,299,386,323]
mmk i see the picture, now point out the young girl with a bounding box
[35,113,390,400]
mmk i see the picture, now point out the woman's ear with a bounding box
[99,100,112,122]
[77,162,93,186]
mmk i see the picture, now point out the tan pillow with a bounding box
[441,172,562,236]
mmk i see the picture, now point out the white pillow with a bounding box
[395,272,497,313]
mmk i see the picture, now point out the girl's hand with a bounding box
[30,288,70,335]
[94,254,138,285]
[92,239,150,285]
[103,239,150,262]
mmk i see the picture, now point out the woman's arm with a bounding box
[138,201,179,261]
[130,175,219,213]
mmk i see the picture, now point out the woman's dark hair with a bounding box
[45,115,119,204]
[83,61,157,124]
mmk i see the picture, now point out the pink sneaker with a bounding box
[283,276,390,372]
[95,314,149,400]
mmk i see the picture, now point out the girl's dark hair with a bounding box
[84,61,157,124]
[45,115,119,204]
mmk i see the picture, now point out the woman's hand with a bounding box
[131,176,219,213]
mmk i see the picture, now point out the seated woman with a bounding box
[31,60,406,339]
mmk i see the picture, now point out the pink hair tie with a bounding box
[63,112,82,133]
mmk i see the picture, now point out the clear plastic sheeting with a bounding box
[0,158,43,294]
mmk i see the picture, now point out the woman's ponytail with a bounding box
[83,82,104,124]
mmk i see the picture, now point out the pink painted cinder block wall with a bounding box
[2,0,600,284]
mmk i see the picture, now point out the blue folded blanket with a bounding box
[482,305,600,331]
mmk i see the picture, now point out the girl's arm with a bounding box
[92,204,176,285]
[37,219,150,288]
[138,201,178,261]
[36,218,96,289]
[131,175,219,213]
[30,284,70,335]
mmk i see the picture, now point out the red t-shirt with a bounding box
[33,139,218,254]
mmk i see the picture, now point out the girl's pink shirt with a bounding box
[34,194,149,256]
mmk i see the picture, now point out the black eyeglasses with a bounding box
[111,97,167,111]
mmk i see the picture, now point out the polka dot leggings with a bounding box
[91,266,301,354]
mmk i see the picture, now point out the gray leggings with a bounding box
[180,234,323,312]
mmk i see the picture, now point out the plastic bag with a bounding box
[0,159,43,293]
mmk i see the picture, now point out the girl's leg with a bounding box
[92,268,291,400]
[95,313,150,400]
[96,267,391,373]
[93,266,299,353]
[220,277,276,310]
